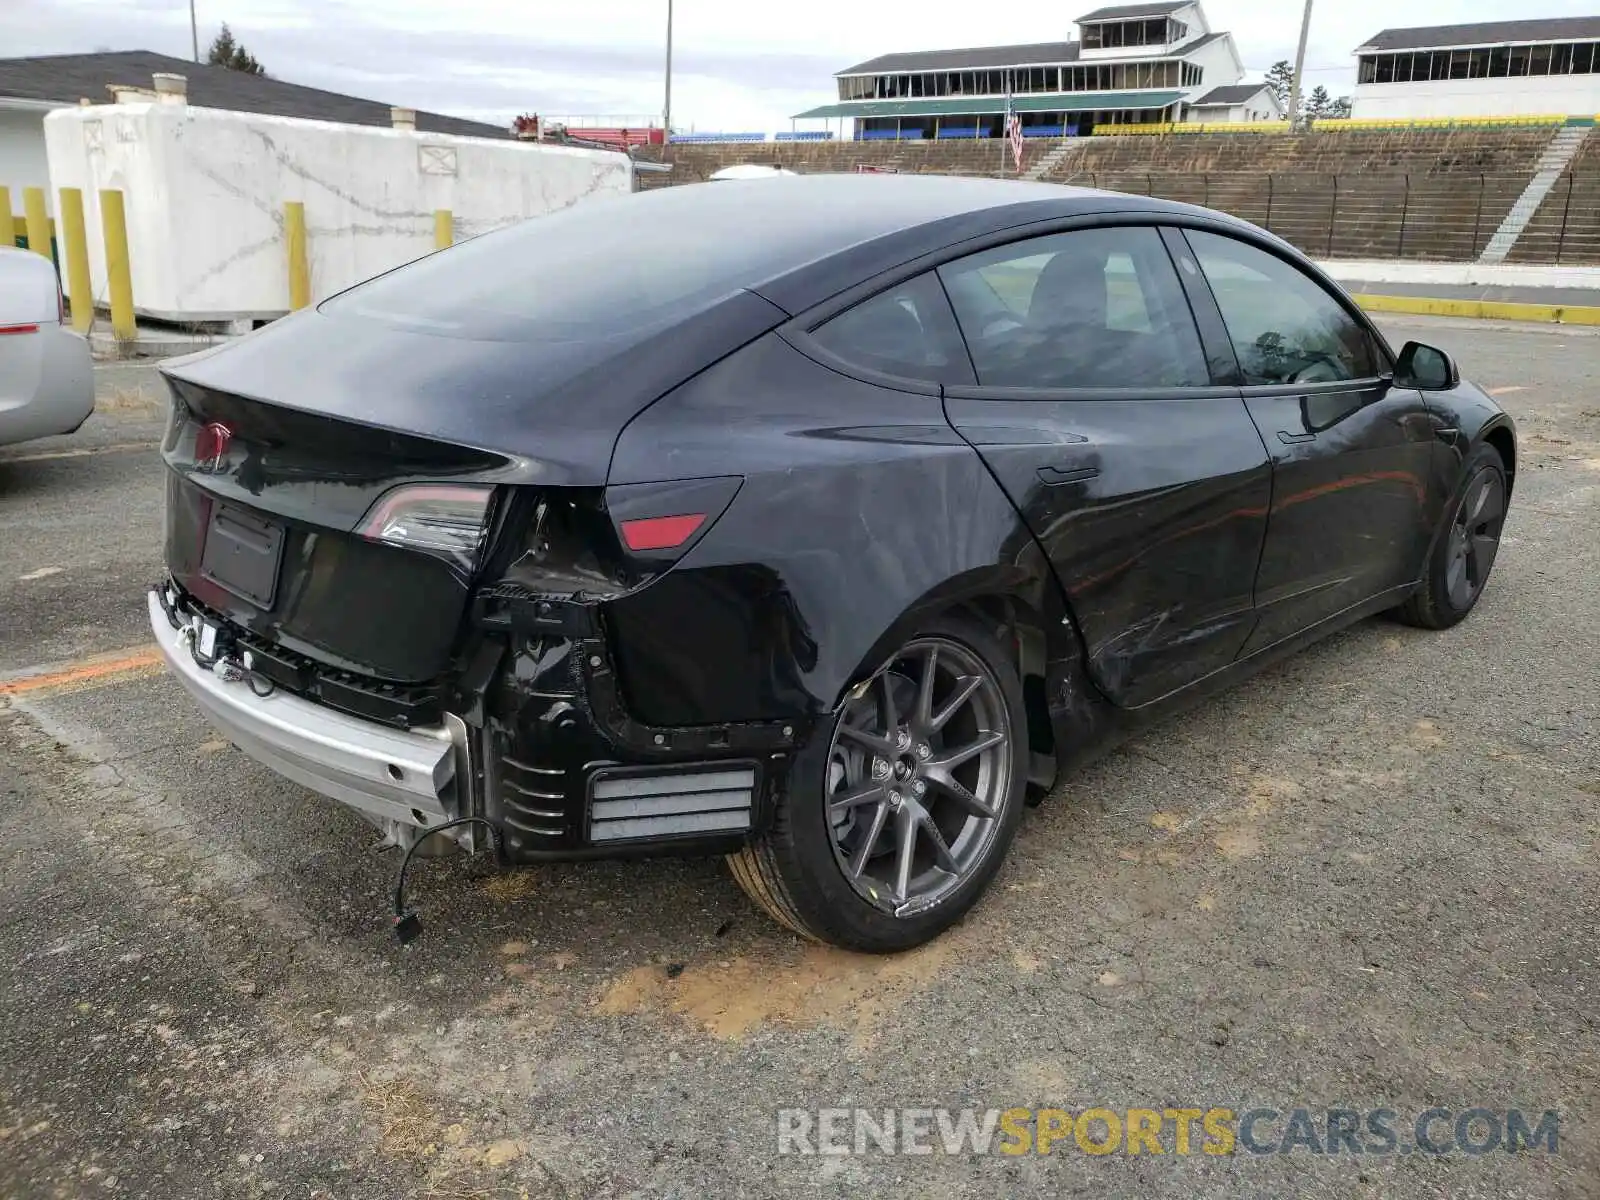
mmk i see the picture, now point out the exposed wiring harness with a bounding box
[391,816,506,945]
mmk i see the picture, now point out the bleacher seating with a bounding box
[1507,130,1600,264]
[774,131,834,142]
[633,124,1598,263]
[936,125,981,139]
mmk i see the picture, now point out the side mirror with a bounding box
[1394,341,1459,390]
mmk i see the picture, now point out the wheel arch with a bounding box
[1480,420,1516,497]
[833,562,1090,777]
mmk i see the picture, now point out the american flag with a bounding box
[1006,110,1025,172]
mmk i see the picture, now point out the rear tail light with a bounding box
[0,323,40,336]
[358,484,495,569]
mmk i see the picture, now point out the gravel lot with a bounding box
[1,317,1596,1199]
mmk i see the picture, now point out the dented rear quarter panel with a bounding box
[604,333,1065,726]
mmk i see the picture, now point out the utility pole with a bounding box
[663,0,673,139]
[189,0,200,62]
[1288,0,1313,129]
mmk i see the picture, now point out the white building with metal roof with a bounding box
[794,1,1248,140]
[1353,17,1600,119]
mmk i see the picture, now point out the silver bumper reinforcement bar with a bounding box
[147,589,456,829]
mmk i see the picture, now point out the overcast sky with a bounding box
[11,0,1590,131]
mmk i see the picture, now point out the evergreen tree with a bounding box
[207,24,266,76]
[1264,60,1296,114]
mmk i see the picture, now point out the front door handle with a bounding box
[1277,430,1316,445]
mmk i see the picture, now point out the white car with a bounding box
[708,164,799,181]
[0,245,94,446]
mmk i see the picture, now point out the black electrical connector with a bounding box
[390,816,507,945]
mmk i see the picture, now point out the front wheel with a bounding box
[728,613,1028,952]
[1394,443,1508,630]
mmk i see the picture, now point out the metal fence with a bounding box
[1042,171,1600,264]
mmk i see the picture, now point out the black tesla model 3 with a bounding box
[150,176,1515,951]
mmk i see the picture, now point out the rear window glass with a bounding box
[321,184,935,345]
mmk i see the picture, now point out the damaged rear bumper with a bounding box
[150,583,812,861]
[147,588,459,830]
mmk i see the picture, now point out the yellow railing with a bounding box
[1315,114,1568,131]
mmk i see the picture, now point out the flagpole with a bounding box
[1002,70,1011,173]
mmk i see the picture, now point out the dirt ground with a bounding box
[1,315,1596,1198]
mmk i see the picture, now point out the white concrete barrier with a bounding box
[43,101,632,322]
[1315,259,1600,291]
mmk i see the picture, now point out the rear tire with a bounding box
[1394,443,1508,630]
[728,613,1028,952]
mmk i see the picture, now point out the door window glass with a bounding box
[938,226,1208,389]
[1186,229,1379,385]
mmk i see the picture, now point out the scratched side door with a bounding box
[939,221,1271,709]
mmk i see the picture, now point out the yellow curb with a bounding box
[1353,292,1600,326]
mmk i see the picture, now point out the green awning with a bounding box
[792,90,1184,120]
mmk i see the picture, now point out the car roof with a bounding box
[686,173,1237,314]
[655,173,1112,248]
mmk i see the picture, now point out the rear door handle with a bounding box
[1277,430,1316,444]
[1037,465,1100,486]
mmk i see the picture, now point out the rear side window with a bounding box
[810,272,973,384]
[1184,230,1379,385]
[938,226,1208,389]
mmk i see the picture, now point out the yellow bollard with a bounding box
[285,201,310,310]
[58,188,95,333]
[0,186,13,249]
[23,186,50,262]
[433,208,453,250]
[98,189,136,345]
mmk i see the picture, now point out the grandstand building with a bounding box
[1353,17,1600,119]
[793,0,1259,140]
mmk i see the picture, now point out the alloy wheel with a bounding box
[824,637,1013,918]
[1445,469,1506,610]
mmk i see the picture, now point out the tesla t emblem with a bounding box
[195,422,234,473]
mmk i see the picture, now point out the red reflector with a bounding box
[620,513,706,552]
[0,323,40,336]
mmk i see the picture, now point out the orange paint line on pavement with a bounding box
[0,648,163,696]
[0,440,159,466]
[1487,386,1526,396]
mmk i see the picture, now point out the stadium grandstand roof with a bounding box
[836,31,1224,76]
[793,90,1185,120]
[0,50,508,138]
[838,42,1081,76]
[1076,2,1189,22]
[1356,17,1600,53]
[1190,83,1269,105]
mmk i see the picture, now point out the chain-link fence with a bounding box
[1050,171,1600,264]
